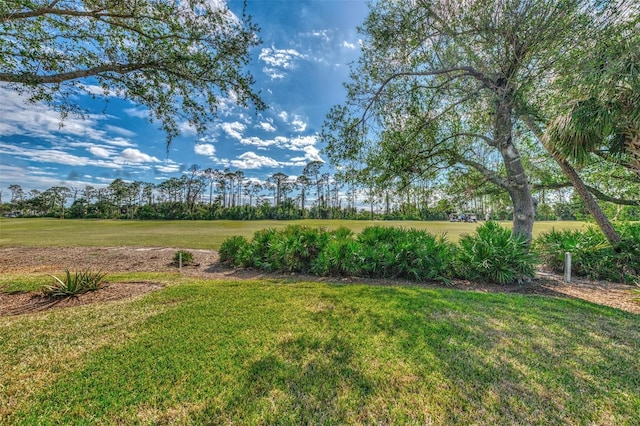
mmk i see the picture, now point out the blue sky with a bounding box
[0,0,368,194]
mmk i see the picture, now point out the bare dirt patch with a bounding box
[1,246,638,316]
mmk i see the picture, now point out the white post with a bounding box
[179,252,183,273]
[564,252,571,283]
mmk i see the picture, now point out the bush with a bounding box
[218,236,251,267]
[43,269,106,297]
[357,226,451,282]
[454,221,537,285]
[173,250,195,266]
[311,236,362,277]
[246,226,331,273]
[218,225,453,282]
[535,223,640,282]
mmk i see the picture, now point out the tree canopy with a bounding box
[322,0,636,244]
[0,0,265,144]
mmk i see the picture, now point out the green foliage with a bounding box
[250,226,331,273]
[357,226,452,282]
[536,223,640,282]
[218,236,251,267]
[222,225,451,282]
[455,221,538,285]
[1,0,264,144]
[173,250,194,266]
[42,269,106,297]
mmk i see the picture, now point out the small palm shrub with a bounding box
[454,221,537,284]
[225,226,332,273]
[219,226,453,282]
[173,250,194,266]
[311,236,362,276]
[535,223,640,282]
[43,269,107,297]
[218,235,252,267]
[535,227,610,278]
[357,226,452,282]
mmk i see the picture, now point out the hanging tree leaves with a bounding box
[0,0,266,145]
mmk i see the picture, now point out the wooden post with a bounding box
[564,252,571,283]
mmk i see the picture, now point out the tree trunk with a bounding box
[521,114,622,246]
[556,158,621,245]
[495,97,535,243]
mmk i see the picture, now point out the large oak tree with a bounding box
[0,0,265,144]
[322,0,626,244]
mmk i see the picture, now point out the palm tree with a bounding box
[545,96,640,176]
[536,88,640,247]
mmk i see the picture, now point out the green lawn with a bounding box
[3,218,636,424]
[1,275,638,424]
[0,218,588,249]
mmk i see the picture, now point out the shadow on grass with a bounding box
[10,282,640,425]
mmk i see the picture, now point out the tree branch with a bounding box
[0,62,155,84]
[455,155,511,192]
[584,185,640,206]
[3,6,139,22]
[362,66,492,121]
[440,132,497,147]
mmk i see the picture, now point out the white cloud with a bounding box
[277,111,308,132]
[291,116,307,132]
[231,152,280,169]
[0,88,104,141]
[0,142,121,169]
[156,162,181,173]
[342,40,356,49]
[259,121,276,132]
[123,107,149,119]
[120,148,160,163]
[0,164,97,192]
[87,146,112,158]
[221,121,246,140]
[302,145,323,163]
[179,121,198,136]
[258,47,306,80]
[263,69,285,80]
[105,137,136,147]
[289,135,318,149]
[104,125,136,138]
[194,143,216,156]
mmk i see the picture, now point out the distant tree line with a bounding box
[4,161,639,222]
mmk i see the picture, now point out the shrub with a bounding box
[244,226,331,273]
[43,269,107,297]
[357,226,452,282]
[455,221,537,284]
[311,237,362,276]
[535,223,640,282]
[173,250,195,266]
[218,236,251,267]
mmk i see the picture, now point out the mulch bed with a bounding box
[1,247,638,316]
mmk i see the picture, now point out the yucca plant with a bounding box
[42,269,107,297]
[455,221,537,285]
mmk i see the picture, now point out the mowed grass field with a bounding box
[0,218,589,249]
[3,218,639,424]
[2,274,639,424]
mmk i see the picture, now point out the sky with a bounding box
[0,0,369,196]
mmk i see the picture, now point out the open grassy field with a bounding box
[2,274,639,424]
[3,218,637,424]
[0,218,589,249]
